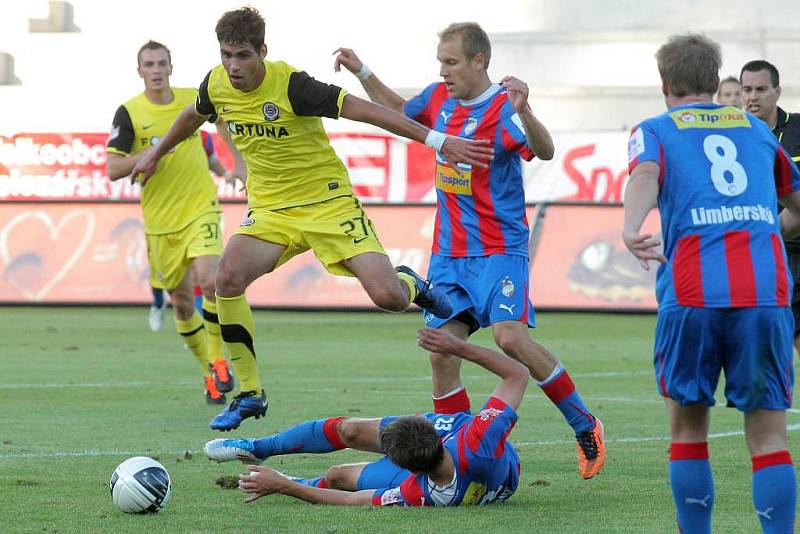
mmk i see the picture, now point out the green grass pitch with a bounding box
[1,307,797,533]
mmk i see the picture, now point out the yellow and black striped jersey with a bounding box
[107,87,220,235]
[195,60,351,210]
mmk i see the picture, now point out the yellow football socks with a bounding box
[396,272,419,306]
[202,297,224,365]
[175,312,211,377]
[216,293,262,392]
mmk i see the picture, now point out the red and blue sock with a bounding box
[253,417,346,459]
[538,364,595,433]
[669,441,713,534]
[752,450,796,533]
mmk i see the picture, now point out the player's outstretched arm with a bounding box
[239,466,373,506]
[215,119,247,190]
[623,161,667,271]
[417,327,528,411]
[106,150,151,181]
[130,104,209,186]
[500,76,554,160]
[340,94,494,170]
[333,47,406,113]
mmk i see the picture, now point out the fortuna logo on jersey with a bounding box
[227,121,289,139]
[669,107,751,129]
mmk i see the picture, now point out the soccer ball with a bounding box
[109,456,172,513]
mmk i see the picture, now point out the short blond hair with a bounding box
[656,34,721,97]
[439,22,491,69]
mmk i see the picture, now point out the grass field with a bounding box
[1,307,797,533]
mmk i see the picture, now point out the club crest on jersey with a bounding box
[478,407,502,421]
[501,277,515,297]
[262,102,280,121]
[463,117,479,136]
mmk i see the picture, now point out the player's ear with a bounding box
[661,79,669,97]
[472,52,485,71]
[776,85,782,99]
[259,44,267,60]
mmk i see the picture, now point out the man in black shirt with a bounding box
[742,59,800,349]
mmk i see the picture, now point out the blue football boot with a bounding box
[395,265,453,318]
[210,390,268,431]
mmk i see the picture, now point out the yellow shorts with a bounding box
[146,211,223,290]
[235,195,387,277]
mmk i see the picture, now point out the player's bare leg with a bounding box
[428,321,472,413]
[343,252,411,312]
[324,463,369,491]
[344,252,453,317]
[492,320,605,479]
[192,254,233,393]
[210,234,283,430]
[744,409,796,531]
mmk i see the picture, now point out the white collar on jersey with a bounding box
[459,83,502,107]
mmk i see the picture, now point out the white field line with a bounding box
[0,370,652,390]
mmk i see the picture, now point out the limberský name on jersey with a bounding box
[227,122,289,139]
[690,204,775,226]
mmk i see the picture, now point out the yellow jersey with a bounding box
[107,87,220,234]
[195,61,351,210]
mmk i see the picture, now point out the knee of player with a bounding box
[214,269,244,297]
[337,418,361,446]
[492,327,526,357]
[170,294,195,319]
[197,277,216,299]
[325,465,355,490]
[370,286,408,313]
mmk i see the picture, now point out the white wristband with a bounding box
[424,130,447,152]
[355,64,372,80]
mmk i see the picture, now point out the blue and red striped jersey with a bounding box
[628,103,800,309]
[371,397,520,507]
[404,82,535,258]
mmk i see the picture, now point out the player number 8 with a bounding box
[703,134,748,196]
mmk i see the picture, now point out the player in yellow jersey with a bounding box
[131,8,494,431]
[107,40,238,406]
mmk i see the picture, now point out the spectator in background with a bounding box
[715,75,742,107]
[107,40,238,405]
[741,59,800,352]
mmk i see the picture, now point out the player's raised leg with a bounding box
[211,234,281,430]
[193,254,234,393]
[664,400,713,534]
[343,252,452,318]
[493,321,605,479]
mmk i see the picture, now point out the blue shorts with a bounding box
[654,306,794,412]
[423,254,536,333]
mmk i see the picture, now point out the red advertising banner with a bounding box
[0,202,658,310]
[0,131,632,204]
[530,204,660,310]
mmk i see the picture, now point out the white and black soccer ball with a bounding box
[110,456,171,513]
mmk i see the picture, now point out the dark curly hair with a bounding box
[215,6,265,50]
[380,416,445,473]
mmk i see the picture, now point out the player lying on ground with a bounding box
[205,327,528,506]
